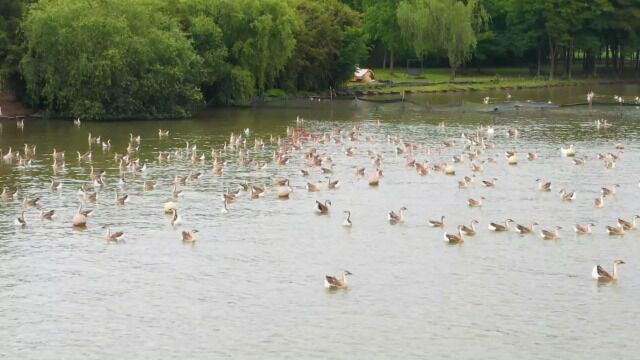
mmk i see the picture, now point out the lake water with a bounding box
[1,85,640,359]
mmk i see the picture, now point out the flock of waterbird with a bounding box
[1,93,638,289]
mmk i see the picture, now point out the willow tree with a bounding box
[397,0,486,79]
[21,0,203,119]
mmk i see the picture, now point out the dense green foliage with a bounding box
[0,0,639,118]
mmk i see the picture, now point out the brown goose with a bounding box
[306,181,321,192]
[592,260,625,282]
[324,270,352,289]
[40,209,56,220]
[143,181,157,190]
[22,196,40,208]
[488,219,514,232]
[104,226,125,242]
[574,223,594,235]
[467,197,485,207]
[559,189,576,201]
[606,224,625,236]
[601,184,619,197]
[50,180,62,192]
[388,207,407,225]
[594,196,604,208]
[182,229,199,243]
[617,215,639,230]
[368,169,383,186]
[536,179,552,192]
[444,226,464,244]
[428,216,446,228]
[460,220,479,236]
[481,178,498,187]
[315,200,332,214]
[540,226,562,240]
[1,187,16,200]
[515,222,539,234]
[327,178,340,190]
[250,185,265,198]
[115,192,129,205]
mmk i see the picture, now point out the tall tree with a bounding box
[398,0,486,79]
[363,0,403,71]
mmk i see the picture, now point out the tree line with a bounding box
[1,0,639,119]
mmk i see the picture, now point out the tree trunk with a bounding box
[536,43,541,77]
[450,66,456,80]
[605,45,609,69]
[635,49,639,70]
[548,38,556,80]
[619,45,624,74]
[390,48,395,72]
[567,39,574,80]
[382,50,387,70]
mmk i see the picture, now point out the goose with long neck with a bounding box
[617,215,640,230]
[104,226,125,242]
[428,216,446,228]
[592,260,625,282]
[14,211,26,227]
[444,225,464,244]
[460,220,479,236]
[488,219,513,232]
[594,195,605,208]
[171,208,182,226]
[315,200,331,214]
[343,210,352,227]
[324,270,352,289]
[388,207,407,224]
[72,205,88,226]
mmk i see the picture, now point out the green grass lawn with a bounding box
[361,67,532,85]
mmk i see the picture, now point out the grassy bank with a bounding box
[344,67,639,95]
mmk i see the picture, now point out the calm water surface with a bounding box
[1,85,640,359]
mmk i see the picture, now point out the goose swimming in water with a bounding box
[143,181,157,190]
[306,181,321,192]
[540,226,562,240]
[428,216,446,228]
[617,215,639,230]
[606,224,625,236]
[14,211,26,227]
[50,179,62,192]
[574,223,594,235]
[324,270,352,289]
[559,189,576,201]
[315,200,332,214]
[467,197,485,207]
[72,205,90,226]
[536,179,552,192]
[488,219,514,232]
[388,207,407,225]
[561,145,576,157]
[2,187,16,200]
[115,192,129,205]
[368,169,384,186]
[594,196,605,208]
[171,208,182,226]
[40,209,56,220]
[601,185,619,197]
[327,178,340,189]
[104,226,125,242]
[444,225,464,244]
[592,260,625,282]
[481,178,498,187]
[277,182,292,198]
[343,210,352,227]
[22,196,40,208]
[515,222,539,234]
[182,229,199,243]
[460,220,479,236]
